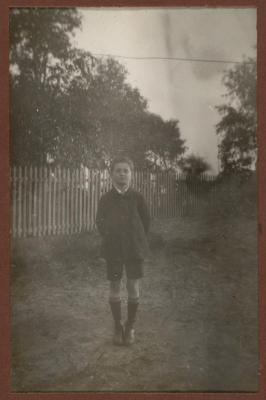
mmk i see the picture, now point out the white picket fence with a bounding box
[10,165,217,238]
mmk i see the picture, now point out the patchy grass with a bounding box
[11,213,258,392]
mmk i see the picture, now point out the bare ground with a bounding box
[11,215,258,392]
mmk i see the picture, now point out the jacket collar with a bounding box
[111,184,132,196]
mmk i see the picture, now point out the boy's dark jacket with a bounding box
[96,186,150,261]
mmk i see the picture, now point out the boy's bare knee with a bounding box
[109,280,121,301]
[127,278,140,301]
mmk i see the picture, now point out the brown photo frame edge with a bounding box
[0,1,265,399]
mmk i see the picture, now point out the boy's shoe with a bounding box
[113,323,124,345]
[124,301,139,345]
[124,325,135,345]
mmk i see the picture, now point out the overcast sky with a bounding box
[73,8,257,173]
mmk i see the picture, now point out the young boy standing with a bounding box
[96,156,150,346]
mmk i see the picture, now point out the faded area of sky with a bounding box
[73,8,257,174]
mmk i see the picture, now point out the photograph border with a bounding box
[0,0,265,399]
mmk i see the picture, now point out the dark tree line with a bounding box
[9,8,186,170]
[10,8,256,176]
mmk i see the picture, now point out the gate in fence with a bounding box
[10,166,217,238]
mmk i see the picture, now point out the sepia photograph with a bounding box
[9,6,258,393]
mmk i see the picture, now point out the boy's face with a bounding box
[111,162,132,187]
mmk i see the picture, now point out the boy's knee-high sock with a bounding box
[109,299,122,328]
[126,299,139,328]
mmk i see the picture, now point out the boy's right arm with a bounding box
[96,196,107,237]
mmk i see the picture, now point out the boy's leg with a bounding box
[109,279,122,302]
[126,278,140,304]
[125,278,140,345]
[109,279,124,345]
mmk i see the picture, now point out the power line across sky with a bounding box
[91,52,255,64]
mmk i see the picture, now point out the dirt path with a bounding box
[11,216,258,392]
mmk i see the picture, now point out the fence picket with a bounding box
[174,173,177,217]
[176,173,179,216]
[79,168,82,232]
[155,170,158,218]
[146,170,151,217]
[83,168,87,231]
[62,168,66,235]
[66,169,70,234]
[180,173,184,217]
[151,172,154,218]
[173,173,176,217]
[73,169,77,233]
[95,170,99,228]
[69,169,73,234]
[93,170,99,229]
[169,172,173,217]
[164,171,167,217]
[43,167,47,236]
[161,171,164,217]
[159,171,163,218]
[158,171,162,218]
[47,167,52,235]
[52,168,56,235]
[167,171,170,217]
[56,167,61,235]
[88,169,92,231]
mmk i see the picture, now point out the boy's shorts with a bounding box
[106,258,144,281]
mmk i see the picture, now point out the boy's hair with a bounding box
[110,156,134,173]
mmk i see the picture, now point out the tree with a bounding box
[144,113,186,170]
[178,153,211,177]
[9,9,186,169]
[216,56,257,174]
[9,8,82,165]
[9,8,81,85]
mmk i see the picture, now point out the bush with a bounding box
[208,172,257,218]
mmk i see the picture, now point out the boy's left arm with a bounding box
[137,194,150,235]
[96,196,107,237]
